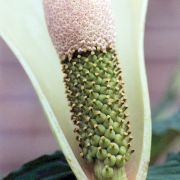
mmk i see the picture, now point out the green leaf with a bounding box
[147,152,180,180]
[4,151,180,180]
[152,111,180,135]
[151,111,180,163]
[3,151,76,180]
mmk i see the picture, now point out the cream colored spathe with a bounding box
[0,0,151,179]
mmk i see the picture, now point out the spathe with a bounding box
[0,0,151,179]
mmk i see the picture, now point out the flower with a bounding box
[0,0,151,179]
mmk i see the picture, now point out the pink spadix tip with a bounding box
[43,0,115,60]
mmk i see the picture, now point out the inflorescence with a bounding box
[44,0,134,178]
[62,48,134,178]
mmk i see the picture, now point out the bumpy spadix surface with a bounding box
[44,0,133,178]
[62,49,134,178]
[44,0,115,60]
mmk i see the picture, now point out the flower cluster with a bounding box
[62,48,134,178]
[44,0,134,178]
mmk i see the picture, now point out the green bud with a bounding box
[119,146,127,155]
[102,165,113,178]
[102,104,109,115]
[106,89,113,96]
[110,111,116,120]
[99,86,106,94]
[84,139,91,147]
[88,73,96,81]
[98,94,107,102]
[95,85,101,92]
[99,136,110,148]
[95,124,106,135]
[97,77,103,85]
[121,139,128,147]
[107,143,119,155]
[96,112,106,123]
[90,119,97,127]
[117,117,123,123]
[113,122,120,133]
[116,155,124,168]
[119,128,125,135]
[114,134,123,146]
[86,81,94,88]
[91,135,100,146]
[113,104,119,112]
[105,126,115,140]
[125,152,131,161]
[95,100,103,108]
[92,93,99,99]
[89,146,97,158]
[92,54,98,61]
[103,118,113,128]
[96,148,107,161]
[93,110,101,116]
[104,154,116,167]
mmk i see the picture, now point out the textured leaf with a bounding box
[151,111,180,162]
[151,62,180,163]
[4,151,180,180]
[152,111,180,135]
[3,151,76,180]
[147,152,180,180]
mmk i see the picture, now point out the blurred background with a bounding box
[0,0,180,176]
